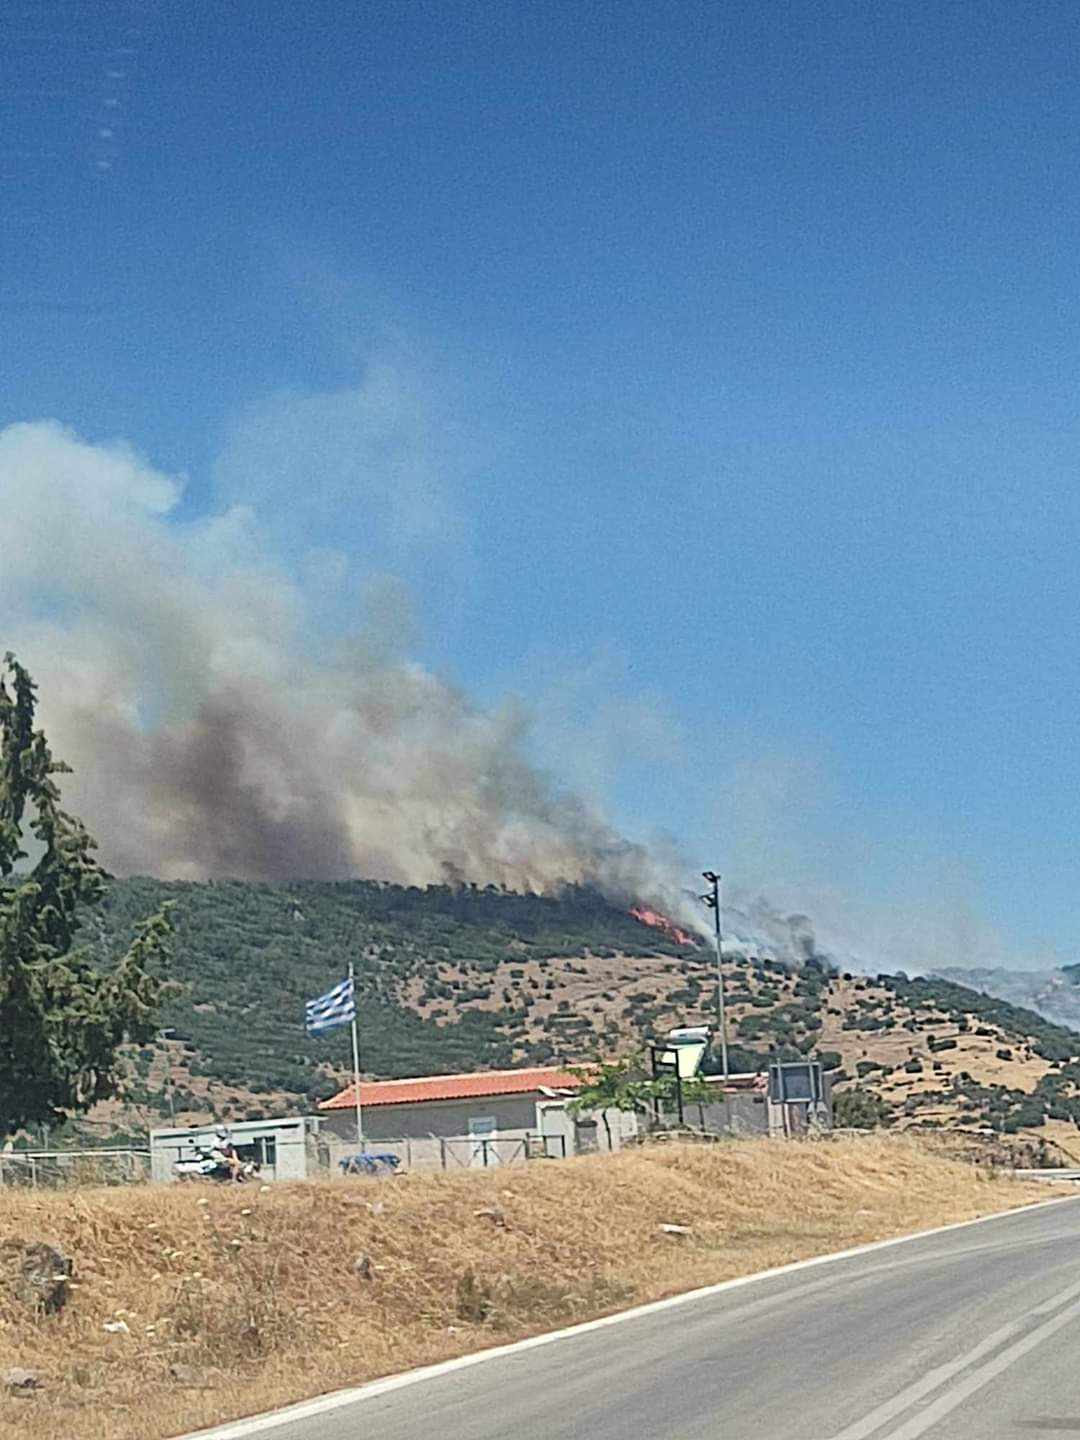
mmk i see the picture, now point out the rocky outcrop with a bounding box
[0,1241,72,1315]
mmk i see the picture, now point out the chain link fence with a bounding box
[0,1148,151,1187]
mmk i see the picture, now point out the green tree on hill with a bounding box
[0,653,174,1135]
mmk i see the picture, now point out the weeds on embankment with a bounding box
[0,1135,1064,1440]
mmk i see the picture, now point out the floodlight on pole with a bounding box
[700,871,729,1083]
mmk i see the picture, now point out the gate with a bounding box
[438,1133,567,1169]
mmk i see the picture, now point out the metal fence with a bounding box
[322,1131,568,1174]
[0,1130,573,1188]
[0,1147,151,1188]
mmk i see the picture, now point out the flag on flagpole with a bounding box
[305,975,355,1035]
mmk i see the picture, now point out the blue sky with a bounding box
[5,0,1080,966]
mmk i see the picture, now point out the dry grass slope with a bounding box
[0,1136,1064,1440]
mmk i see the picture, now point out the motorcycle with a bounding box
[173,1147,260,1184]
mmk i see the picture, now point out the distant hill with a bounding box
[818,970,1080,1158]
[933,965,1080,1032]
[59,878,1080,1162]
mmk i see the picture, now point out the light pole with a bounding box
[701,871,729,1083]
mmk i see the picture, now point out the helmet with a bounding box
[215,1126,229,1140]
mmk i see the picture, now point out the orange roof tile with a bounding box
[319,1065,585,1111]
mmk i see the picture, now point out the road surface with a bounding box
[196,1197,1080,1440]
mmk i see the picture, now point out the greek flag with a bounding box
[305,975,355,1035]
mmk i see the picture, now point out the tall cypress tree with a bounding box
[0,653,173,1135]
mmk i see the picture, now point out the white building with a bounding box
[150,1115,318,1183]
[318,1064,637,1169]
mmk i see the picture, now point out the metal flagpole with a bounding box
[348,960,364,1149]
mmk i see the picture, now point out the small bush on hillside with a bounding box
[834,1087,893,1129]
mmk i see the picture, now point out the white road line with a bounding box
[826,1274,1080,1440]
[175,1194,1079,1440]
[884,1293,1080,1440]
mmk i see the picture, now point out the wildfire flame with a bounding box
[630,905,695,947]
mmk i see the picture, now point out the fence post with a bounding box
[439,1137,446,1171]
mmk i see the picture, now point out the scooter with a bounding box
[173,1147,259,1183]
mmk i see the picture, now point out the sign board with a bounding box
[661,1026,711,1078]
[657,1041,707,1079]
[768,1060,825,1105]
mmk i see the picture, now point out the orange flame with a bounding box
[630,905,695,947]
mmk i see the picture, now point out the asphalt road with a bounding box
[198,1197,1080,1440]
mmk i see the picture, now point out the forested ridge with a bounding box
[66,877,1080,1154]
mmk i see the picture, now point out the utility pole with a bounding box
[701,872,729,1083]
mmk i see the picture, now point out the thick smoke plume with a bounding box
[1,421,690,916]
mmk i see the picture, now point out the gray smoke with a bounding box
[718,894,847,969]
[0,419,693,916]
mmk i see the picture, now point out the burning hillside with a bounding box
[630,905,698,948]
[1,422,873,977]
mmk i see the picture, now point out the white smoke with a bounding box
[0,418,690,913]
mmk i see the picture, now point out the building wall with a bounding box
[694,1084,834,1139]
[538,1100,639,1154]
[693,1092,771,1137]
[150,1118,311,1183]
[320,1093,543,1170]
[321,1093,540,1144]
[320,1092,637,1169]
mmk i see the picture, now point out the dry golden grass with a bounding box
[0,1135,1064,1440]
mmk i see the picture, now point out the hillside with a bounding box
[812,971,1080,1160]
[74,876,704,1135]
[934,964,1080,1032]
[57,878,1080,1158]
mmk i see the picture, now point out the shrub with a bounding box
[833,1087,893,1129]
